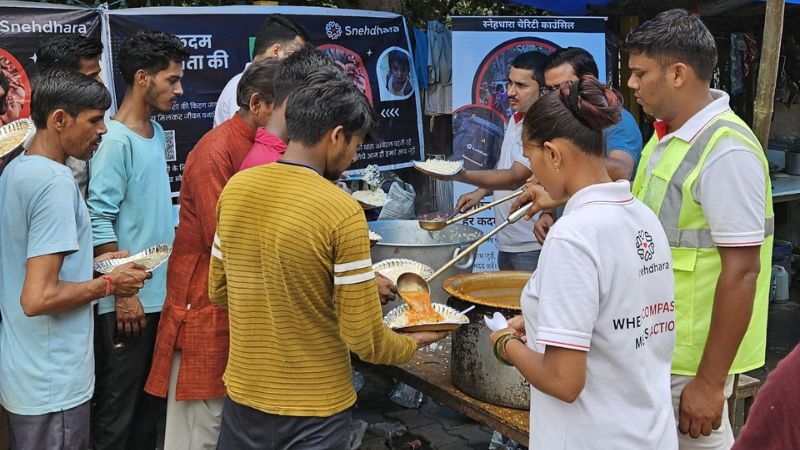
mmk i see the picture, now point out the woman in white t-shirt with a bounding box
[489,76,678,449]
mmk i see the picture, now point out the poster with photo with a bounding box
[106,5,424,218]
[451,16,606,271]
[376,47,415,101]
[0,2,101,126]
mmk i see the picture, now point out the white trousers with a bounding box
[671,374,736,450]
[164,351,226,450]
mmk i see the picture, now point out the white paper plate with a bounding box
[352,190,387,208]
[373,258,433,284]
[0,118,34,159]
[384,302,469,332]
[94,243,173,274]
[412,159,465,177]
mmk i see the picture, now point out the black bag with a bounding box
[452,114,503,170]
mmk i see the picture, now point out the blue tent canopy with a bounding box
[510,0,799,16]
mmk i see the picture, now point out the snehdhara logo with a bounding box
[325,21,342,40]
[326,21,400,40]
[636,230,655,261]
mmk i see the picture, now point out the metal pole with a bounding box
[752,0,786,150]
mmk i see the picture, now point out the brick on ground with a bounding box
[358,435,388,450]
[385,408,433,430]
[435,441,476,450]
[420,401,472,429]
[412,423,468,447]
[353,405,396,426]
[447,424,493,446]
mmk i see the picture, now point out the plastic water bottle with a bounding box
[772,265,790,304]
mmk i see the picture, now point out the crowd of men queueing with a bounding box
[0,8,797,450]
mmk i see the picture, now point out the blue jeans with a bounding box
[497,250,540,272]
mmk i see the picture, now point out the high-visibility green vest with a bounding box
[631,111,773,375]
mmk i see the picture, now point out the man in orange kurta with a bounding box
[144,58,280,449]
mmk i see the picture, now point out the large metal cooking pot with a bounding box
[445,271,532,410]
[368,220,483,310]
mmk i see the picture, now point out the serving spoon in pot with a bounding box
[399,202,534,296]
[418,188,524,232]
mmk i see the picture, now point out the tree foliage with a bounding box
[38,0,543,22]
[402,0,545,28]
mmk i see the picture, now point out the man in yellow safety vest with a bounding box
[626,9,773,449]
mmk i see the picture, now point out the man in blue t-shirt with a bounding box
[0,70,150,450]
[531,47,644,242]
[543,47,643,179]
[86,31,188,450]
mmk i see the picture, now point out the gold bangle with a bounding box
[503,335,523,361]
[493,333,511,364]
[494,333,516,366]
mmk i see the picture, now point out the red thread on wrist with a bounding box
[102,275,113,297]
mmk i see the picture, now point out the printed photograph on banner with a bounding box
[0,49,30,126]
[318,44,372,105]
[376,46,414,101]
[452,104,505,171]
[0,6,100,125]
[472,37,559,121]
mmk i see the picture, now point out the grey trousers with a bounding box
[497,250,540,272]
[7,400,90,450]
[164,351,224,450]
[216,397,351,450]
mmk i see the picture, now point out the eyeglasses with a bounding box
[539,85,557,96]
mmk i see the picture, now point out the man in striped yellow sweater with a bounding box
[209,67,446,449]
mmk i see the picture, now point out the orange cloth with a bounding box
[145,113,256,401]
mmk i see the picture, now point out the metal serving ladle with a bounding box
[417,188,524,232]
[398,203,534,296]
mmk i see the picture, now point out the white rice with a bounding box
[416,159,463,175]
[352,189,388,206]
